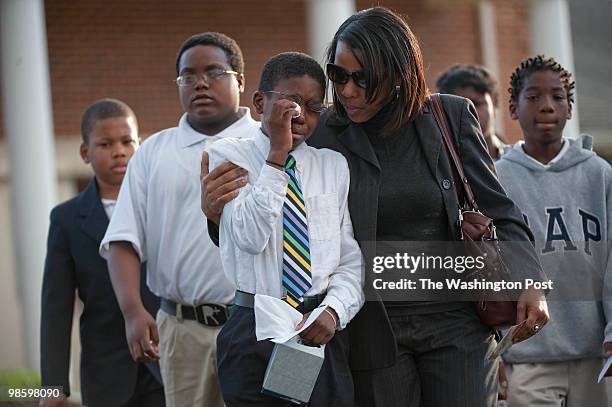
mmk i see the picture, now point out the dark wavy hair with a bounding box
[326,7,428,134]
[509,55,575,106]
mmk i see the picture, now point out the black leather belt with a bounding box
[161,298,229,326]
[233,290,326,314]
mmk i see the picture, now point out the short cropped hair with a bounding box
[509,55,575,106]
[258,52,326,96]
[436,64,500,106]
[80,98,137,144]
[326,7,428,134]
[176,32,244,75]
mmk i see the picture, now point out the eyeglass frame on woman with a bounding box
[175,68,239,86]
[262,90,327,114]
[326,63,367,89]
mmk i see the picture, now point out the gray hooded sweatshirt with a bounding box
[495,136,612,363]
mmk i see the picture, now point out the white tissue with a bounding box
[291,103,301,118]
[254,294,327,344]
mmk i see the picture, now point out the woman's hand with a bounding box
[200,150,247,226]
[512,287,549,343]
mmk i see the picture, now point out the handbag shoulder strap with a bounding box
[429,93,479,212]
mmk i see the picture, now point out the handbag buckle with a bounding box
[458,209,465,240]
[489,224,498,240]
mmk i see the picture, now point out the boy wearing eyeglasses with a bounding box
[207,52,363,406]
[100,32,258,407]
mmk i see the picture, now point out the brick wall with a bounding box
[42,0,308,139]
[492,0,531,142]
[0,0,531,143]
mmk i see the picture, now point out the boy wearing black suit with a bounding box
[40,99,165,407]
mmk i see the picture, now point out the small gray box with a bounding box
[261,338,325,405]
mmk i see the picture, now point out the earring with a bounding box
[395,85,400,99]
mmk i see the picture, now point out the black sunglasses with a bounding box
[326,63,367,89]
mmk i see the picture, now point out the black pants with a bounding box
[353,305,497,407]
[87,364,165,407]
[217,305,355,406]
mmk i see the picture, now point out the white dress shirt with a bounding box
[100,109,259,305]
[207,129,364,328]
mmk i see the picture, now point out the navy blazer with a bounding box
[308,94,546,370]
[40,178,161,405]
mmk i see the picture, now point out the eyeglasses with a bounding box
[326,63,367,89]
[262,91,326,114]
[175,68,239,86]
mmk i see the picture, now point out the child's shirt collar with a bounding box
[178,107,254,148]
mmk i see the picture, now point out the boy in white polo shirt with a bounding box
[100,33,258,407]
[208,52,363,406]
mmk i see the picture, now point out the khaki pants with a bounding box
[506,359,608,407]
[157,308,224,407]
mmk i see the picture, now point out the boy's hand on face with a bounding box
[123,306,160,362]
[266,99,300,165]
[200,150,247,225]
[295,306,338,345]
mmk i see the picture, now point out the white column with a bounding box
[477,0,502,135]
[478,0,499,78]
[306,0,356,66]
[1,0,57,370]
[528,0,580,139]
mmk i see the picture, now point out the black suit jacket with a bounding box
[308,94,546,370]
[40,178,161,405]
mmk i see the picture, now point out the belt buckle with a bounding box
[195,303,228,326]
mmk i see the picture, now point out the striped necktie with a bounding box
[282,154,312,307]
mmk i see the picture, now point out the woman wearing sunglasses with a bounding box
[201,6,549,407]
[310,6,550,407]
